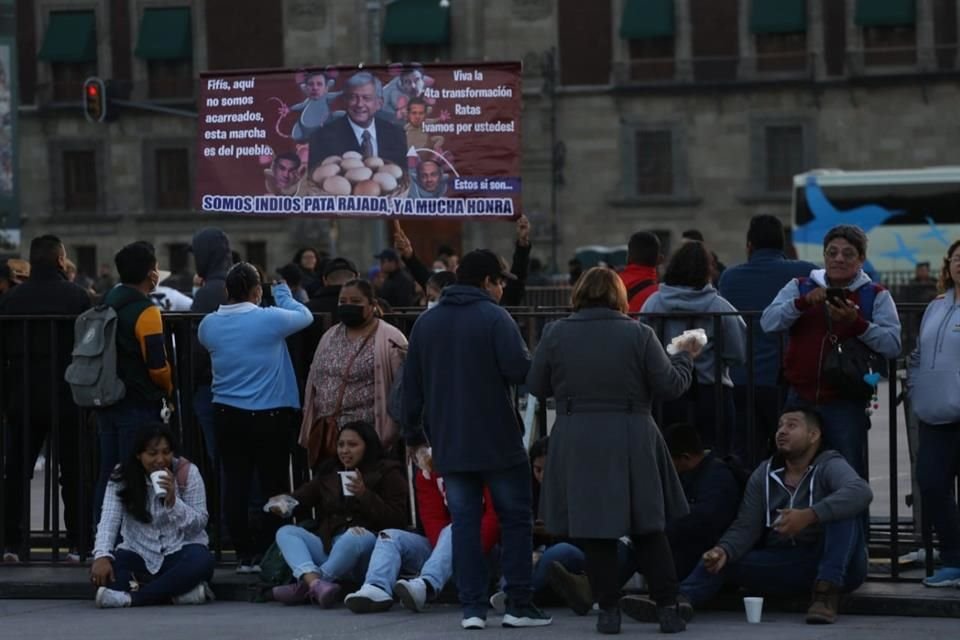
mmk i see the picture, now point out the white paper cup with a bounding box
[743,596,764,624]
[150,470,168,499]
[339,470,359,496]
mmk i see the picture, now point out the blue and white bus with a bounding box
[792,167,960,277]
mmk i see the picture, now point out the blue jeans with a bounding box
[787,389,869,479]
[533,542,584,592]
[917,421,960,567]
[364,524,454,594]
[679,518,867,606]
[275,525,376,582]
[445,462,533,619]
[109,544,215,606]
[94,399,161,521]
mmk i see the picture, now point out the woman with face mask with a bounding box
[198,262,314,573]
[299,279,408,466]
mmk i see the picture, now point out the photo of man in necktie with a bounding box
[307,71,408,171]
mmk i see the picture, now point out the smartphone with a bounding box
[825,287,846,305]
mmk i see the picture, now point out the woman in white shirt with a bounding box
[90,424,215,608]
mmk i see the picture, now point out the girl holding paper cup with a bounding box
[90,424,214,608]
[269,420,410,608]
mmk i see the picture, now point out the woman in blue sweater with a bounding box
[199,262,314,572]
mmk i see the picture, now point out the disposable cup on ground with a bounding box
[743,596,764,623]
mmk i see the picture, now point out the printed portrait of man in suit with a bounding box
[307,71,408,171]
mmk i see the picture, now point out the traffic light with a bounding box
[83,77,106,123]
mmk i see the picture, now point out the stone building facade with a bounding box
[14,0,960,281]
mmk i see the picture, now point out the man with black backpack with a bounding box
[0,235,91,562]
[620,231,662,313]
[93,242,173,519]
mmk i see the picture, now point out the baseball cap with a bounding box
[456,249,516,283]
[374,248,400,262]
[323,257,359,277]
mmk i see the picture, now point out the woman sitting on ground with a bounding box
[90,424,215,608]
[270,420,410,608]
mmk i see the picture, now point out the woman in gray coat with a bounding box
[527,267,702,635]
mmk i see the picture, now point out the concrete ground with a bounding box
[1,600,958,640]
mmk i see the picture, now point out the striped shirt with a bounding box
[94,461,209,574]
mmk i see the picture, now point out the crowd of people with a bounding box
[0,215,958,635]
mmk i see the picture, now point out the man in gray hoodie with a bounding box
[677,406,872,625]
[190,228,232,463]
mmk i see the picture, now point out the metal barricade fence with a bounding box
[0,304,937,582]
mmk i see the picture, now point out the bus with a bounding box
[791,167,960,278]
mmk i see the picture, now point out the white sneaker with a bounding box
[95,587,132,609]
[489,590,507,614]
[344,583,394,614]
[462,616,486,630]
[235,563,261,574]
[172,582,215,605]
[395,578,428,612]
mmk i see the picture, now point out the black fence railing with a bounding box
[0,303,940,583]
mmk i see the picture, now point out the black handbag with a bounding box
[822,318,886,403]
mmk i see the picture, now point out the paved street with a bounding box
[1,600,958,640]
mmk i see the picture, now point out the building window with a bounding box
[751,122,812,196]
[385,44,450,64]
[755,33,808,73]
[135,7,194,99]
[148,60,194,99]
[627,38,676,81]
[155,148,191,209]
[245,241,267,270]
[863,26,917,67]
[634,130,674,195]
[38,10,98,103]
[62,150,98,210]
[51,61,98,102]
[558,0,613,85]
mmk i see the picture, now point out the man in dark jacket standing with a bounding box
[190,228,232,464]
[718,215,817,466]
[0,235,91,562]
[403,249,551,630]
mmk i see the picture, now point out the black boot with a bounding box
[656,604,687,634]
[597,607,621,634]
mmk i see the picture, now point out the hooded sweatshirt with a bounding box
[190,228,232,386]
[402,284,531,474]
[907,289,960,425]
[641,284,747,387]
[190,228,232,314]
[760,269,901,404]
[716,449,872,564]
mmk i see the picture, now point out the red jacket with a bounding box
[416,470,499,553]
[620,264,659,313]
[784,287,876,404]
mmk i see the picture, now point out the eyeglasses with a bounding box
[824,248,860,261]
[949,255,960,265]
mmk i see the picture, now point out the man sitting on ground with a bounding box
[619,423,743,623]
[673,407,871,625]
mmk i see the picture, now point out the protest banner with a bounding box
[196,61,521,219]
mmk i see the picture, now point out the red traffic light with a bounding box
[83,77,106,123]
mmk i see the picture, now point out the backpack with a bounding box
[64,304,126,408]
